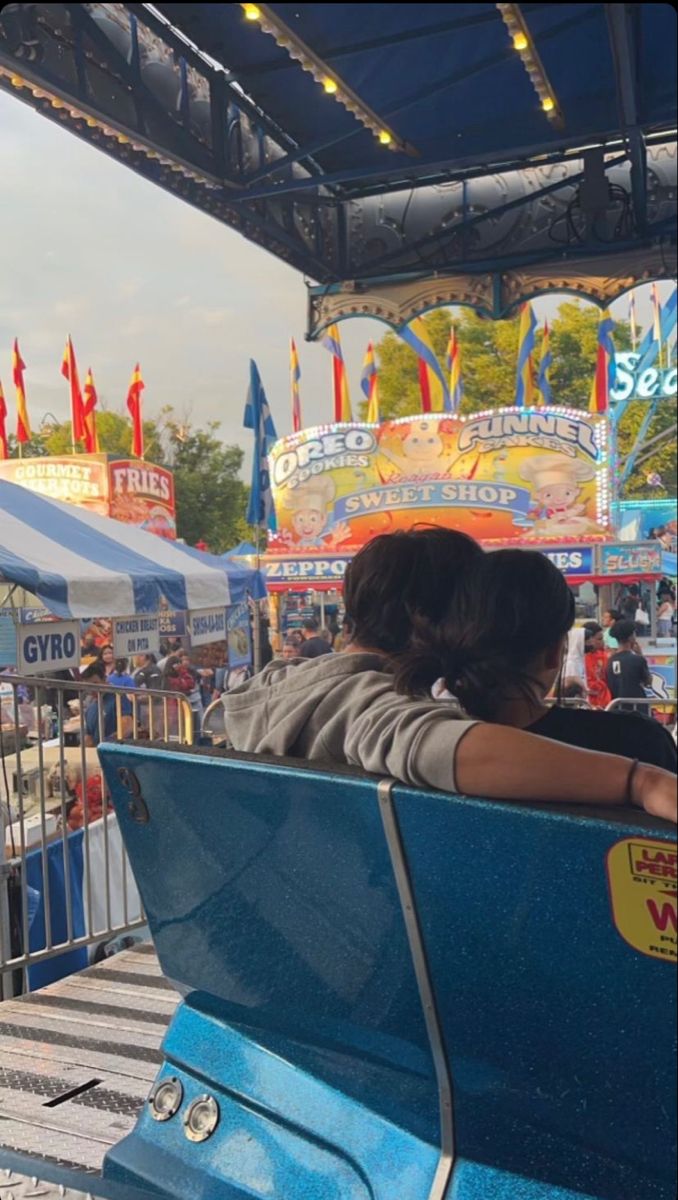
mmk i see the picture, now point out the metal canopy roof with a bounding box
[151,2,675,184]
[0,3,675,330]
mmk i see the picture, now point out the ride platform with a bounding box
[0,942,176,1176]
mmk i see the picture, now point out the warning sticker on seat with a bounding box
[606,838,677,962]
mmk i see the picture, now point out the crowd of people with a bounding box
[78,639,225,744]
[223,528,676,823]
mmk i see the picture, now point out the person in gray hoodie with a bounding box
[223,528,676,823]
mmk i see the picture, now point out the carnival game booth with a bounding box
[0,453,177,540]
[0,478,266,992]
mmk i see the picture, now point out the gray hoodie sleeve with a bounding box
[343,691,478,793]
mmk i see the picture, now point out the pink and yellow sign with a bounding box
[0,454,176,539]
[267,408,610,552]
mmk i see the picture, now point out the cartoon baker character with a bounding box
[379,419,448,480]
[520,454,596,534]
[280,476,351,549]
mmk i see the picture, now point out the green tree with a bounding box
[43,411,164,461]
[163,418,251,553]
[373,301,633,419]
[7,432,49,457]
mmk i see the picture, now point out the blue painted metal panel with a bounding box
[97,745,676,1200]
[99,745,439,1200]
[394,790,677,1200]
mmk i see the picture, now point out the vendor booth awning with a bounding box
[0,479,264,618]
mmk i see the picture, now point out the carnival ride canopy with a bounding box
[0,479,266,618]
[0,4,675,322]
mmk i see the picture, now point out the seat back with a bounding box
[99,743,676,1200]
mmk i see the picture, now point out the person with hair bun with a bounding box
[395,549,675,771]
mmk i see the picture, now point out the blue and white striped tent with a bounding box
[0,478,265,617]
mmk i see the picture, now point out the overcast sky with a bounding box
[0,91,673,478]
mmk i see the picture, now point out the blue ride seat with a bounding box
[98,743,677,1200]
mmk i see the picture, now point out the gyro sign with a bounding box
[18,620,81,676]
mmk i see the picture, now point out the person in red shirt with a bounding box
[165,655,195,695]
[583,622,612,709]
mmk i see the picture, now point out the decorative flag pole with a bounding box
[13,339,30,458]
[244,359,278,672]
[589,310,616,415]
[321,324,352,422]
[290,339,302,433]
[535,320,553,406]
[399,317,450,413]
[445,326,463,415]
[61,336,86,453]
[126,363,145,459]
[628,290,637,352]
[83,368,100,453]
[0,380,8,461]
[650,283,663,368]
[360,343,379,423]
[514,303,537,408]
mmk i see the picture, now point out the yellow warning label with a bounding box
[606,838,677,963]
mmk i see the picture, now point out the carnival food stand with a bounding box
[0,454,178,539]
[0,478,267,989]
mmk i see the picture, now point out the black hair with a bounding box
[610,619,636,644]
[82,660,105,682]
[583,621,602,650]
[562,680,586,699]
[604,607,621,621]
[395,549,575,720]
[302,618,319,633]
[343,527,482,655]
[114,657,128,674]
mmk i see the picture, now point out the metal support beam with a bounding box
[605,3,647,232]
[621,396,662,485]
[629,423,677,470]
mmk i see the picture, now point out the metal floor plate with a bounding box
[0,1165,107,1198]
[0,944,177,1176]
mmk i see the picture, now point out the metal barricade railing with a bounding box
[604,697,677,714]
[201,695,228,745]
[0,674,193,998]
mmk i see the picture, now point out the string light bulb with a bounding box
[378,130,392,146]
[513,32,528,51]
[242,4,262,20]
[323,78,338,95]
[541,96,555,113]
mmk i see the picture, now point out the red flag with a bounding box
[61,336,86,444]
[13,339,31,443]
[83,368,100,453]
[126,363,145,458]
[290,339,302,433]
[0,379,8,459]
[589,343,608,414]
[418,358,432,413]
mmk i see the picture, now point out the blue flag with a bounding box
[634,286,676,374]
[244,360,278,530]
